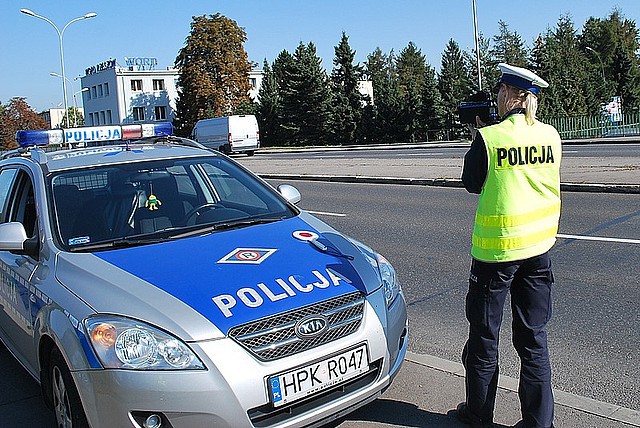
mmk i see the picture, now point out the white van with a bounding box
[191,115,260,156]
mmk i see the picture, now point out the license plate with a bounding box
[269,344,369,407]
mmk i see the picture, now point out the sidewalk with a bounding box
[240,142,640,194]
[339,354,639,427]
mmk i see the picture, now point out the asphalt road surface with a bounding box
[272,180,640,412]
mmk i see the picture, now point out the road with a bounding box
[270,180,640,414]
[2,145,638,427]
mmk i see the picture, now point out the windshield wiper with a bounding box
[70,236,168,252]
[172,217,283,239]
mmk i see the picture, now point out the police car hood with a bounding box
[54,215,381,341]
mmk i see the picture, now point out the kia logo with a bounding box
[295,315,329,339]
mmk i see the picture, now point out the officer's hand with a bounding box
[475,115,487,128]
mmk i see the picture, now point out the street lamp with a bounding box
[72,88,89,126]
[20,8,97,128]
[585,46,606,83]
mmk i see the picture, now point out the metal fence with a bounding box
[543,111,640,139]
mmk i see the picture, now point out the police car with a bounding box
[0,123,408,428]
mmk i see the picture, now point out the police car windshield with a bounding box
[51,156,296,251]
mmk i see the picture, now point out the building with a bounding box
[81,58,179,126]
[41,107,85,129]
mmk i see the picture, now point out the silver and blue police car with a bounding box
[0,123,407,428]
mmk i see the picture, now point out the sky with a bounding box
[1,0,638,113]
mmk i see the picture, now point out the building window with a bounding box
[153,79,165,91]
[87,89,92,100]
[107,110,112,124]
[250,78,257,89]
[98,84,103,97]
[104,82,110,96]
[100,111,106,124]
[131,79,143,91]
[154,106,167,120]
[133,107,145,121]
[92,86,97,98]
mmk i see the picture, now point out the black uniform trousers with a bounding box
[463,252,554,428]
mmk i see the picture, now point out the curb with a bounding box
[405,352,640,427]
[258,174,640,194]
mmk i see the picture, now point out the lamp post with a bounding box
[72,88,89,126]
[50,71,76,124]
[472,0,482,90]
[20,8,97,128]
[585,46,606,84]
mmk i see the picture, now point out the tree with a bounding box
[396,42,427,142]
[611,43,640,110]
[420,66,446,139]
[581,9,640,112]
[363,48,401,142]
[330,32,363,145]
[0,97,48,150]
[438,39,472,136]
[60,107,84,128]
[173,14,252,136]
[540,15,589,117]
[464,32,495,93]
[280,42,332,146]
[490,21,529,68]
[256,60,281,146]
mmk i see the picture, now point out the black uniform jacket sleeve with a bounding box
[462,131,488,194]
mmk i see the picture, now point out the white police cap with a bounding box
[496,63,549,95]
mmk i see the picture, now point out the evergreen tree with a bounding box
[420,66,446,139]
[364,48,401,142]
[173,14,252,136]
[330,32,363,145]
[611,44,640,110]
[280,42,332,146]
[438,39,472,136]
[271,50,297,145]
[464,33,495,93]
[396,42,427,142]
[490,21,529,67]
[541,15,589,117]
[256,60,281,146]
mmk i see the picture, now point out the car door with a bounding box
[0,168,40,367]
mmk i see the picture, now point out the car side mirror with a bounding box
[277,184,301,205]
[0,222,28,251]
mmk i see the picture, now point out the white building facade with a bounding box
[80,58,180,126]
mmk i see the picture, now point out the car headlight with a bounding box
[85,315,205,370]
[377,254,400,307]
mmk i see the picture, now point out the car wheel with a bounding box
[49,348,89,428]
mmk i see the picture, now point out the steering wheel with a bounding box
[184,203,222,225]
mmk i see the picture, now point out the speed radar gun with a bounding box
[457,91,498,125]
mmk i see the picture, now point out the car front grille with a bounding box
[228,291,365,361]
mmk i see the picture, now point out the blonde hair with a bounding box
[504,85,538,125]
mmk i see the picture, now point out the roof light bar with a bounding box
[15,123,173,148]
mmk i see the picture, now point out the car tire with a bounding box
[246,150,255,156]
[49,348,89,428]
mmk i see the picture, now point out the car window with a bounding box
[6,171,38,239]
[0,168,19,223]
[51,156,294,250]
[199,163,268,209]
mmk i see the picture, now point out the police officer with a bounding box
[456,63,561,428]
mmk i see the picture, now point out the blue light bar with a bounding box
[15,123,174,148]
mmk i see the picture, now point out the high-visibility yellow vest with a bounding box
[473,114,562,262]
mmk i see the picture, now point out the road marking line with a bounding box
[406,352,640,426]
[305,210,347,217]
[557,233,640,244]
